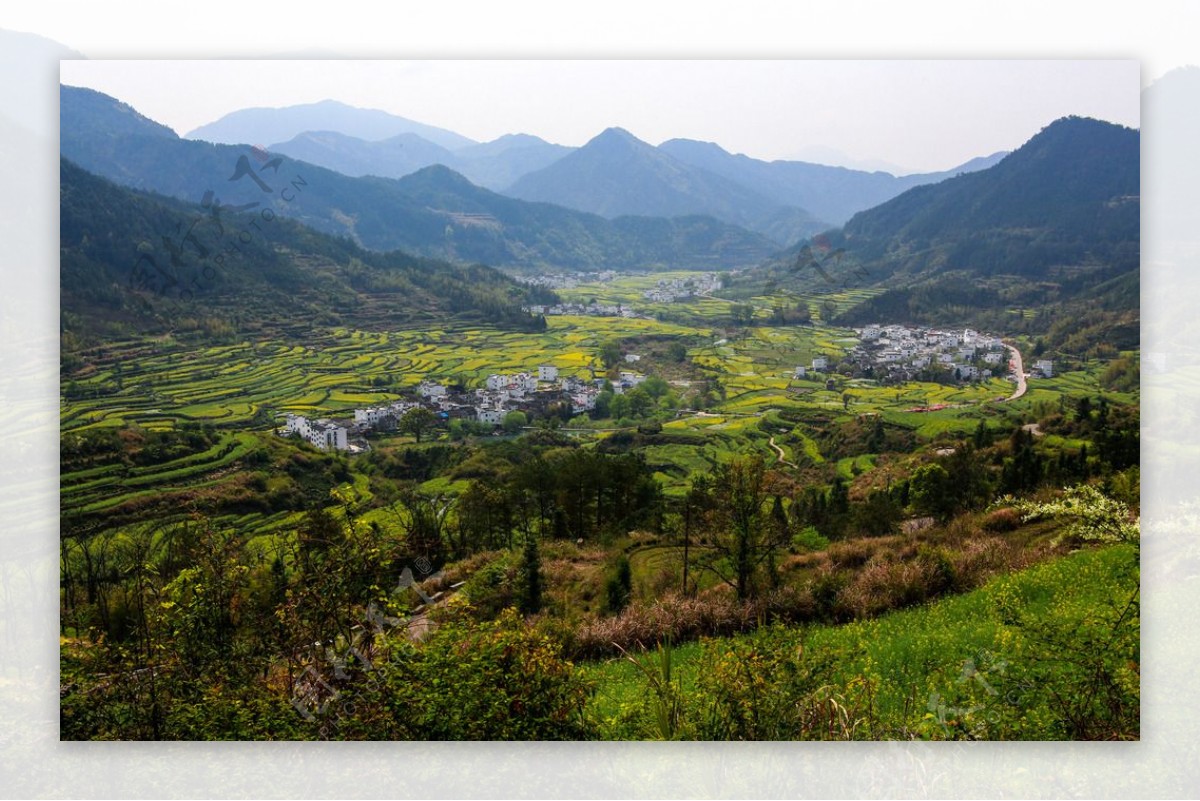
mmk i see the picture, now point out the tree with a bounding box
[599,340,623,369]
[518,531,542,615]
[592,390,614,419]
[852,489,902,537]
[910,463,955,520]
[730,303,756,327]
[604,555,633,614]
[398,406,437,443]
[502,410,528,434]
[697,456,786,600]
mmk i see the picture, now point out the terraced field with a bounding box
[62,315,696,435]
[62,272,1122,530]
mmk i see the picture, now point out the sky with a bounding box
[58,59,1140,174]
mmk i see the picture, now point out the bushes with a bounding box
[691,626,877,740]
[339,608,591,740]
[603,555,633,615]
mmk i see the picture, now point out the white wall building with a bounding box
[477,408,505,425]
[418,380,447,399]
[538,364,558,382]
[284,414,349,451]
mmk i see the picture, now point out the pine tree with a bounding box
[519,532,542,615]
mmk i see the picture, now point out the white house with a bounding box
[571,391,598,413]
[1034,359,1054,378]
[983,351,1004,365]
[418,379,447,399]
[354,406,389,427]
[624,353,642,363]
[956,365,979,381]
[538,364,558,382]
[284,414,349,451]
[812,356,828,371]
[477,408,505,425]
[794,366,807,379]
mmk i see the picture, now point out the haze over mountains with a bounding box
[186,99,477,151]
[61,86,778,273]
[267,129,572,191]
[183,97,1008,242]
[785,115,1141,349]
[61,83,1138,336]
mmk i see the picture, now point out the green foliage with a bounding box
[398,407,438,443]
[1000,484,1139,554]
[603,555,633,615]
[599,340,623,369]
[791,526,830,553]
[358,609,591,740]
[519,533,543,615]
[502,410,528,433]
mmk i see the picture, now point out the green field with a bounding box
[61,272,1130,531]
[580,543,1139,739]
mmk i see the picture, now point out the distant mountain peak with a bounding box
[185,101,477,151]
[589,126,644,147]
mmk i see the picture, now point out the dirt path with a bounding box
[768,435,797,468]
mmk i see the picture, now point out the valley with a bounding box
[57,78,1141,743]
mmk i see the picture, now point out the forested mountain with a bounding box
[658,138,1007,226]
[61,86,777,272]
[60,158,554,342]
[186,98,478,151]
[836,116,1139,280]
[781,116,1142,353]
[506,127,826,246]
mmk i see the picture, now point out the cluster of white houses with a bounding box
[522,301,646,319]
[641,273,722,303]
[515,270,619,290]
[280,365,647,451]
[800,324,1051,385]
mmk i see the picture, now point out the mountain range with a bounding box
[61,84,1140,345]
[185,98,1007,243]
[186,99,478,151]
[59,157,553,341]
[60,86,778,273]
[267,129,573,191]
[788,115,1140,350]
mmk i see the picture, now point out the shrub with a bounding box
[341,609,591,740]
[983,507,1022,532]
[791,526,830,553]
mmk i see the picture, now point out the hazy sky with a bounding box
[60,59,1139,174]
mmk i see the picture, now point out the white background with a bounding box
[1,1,1196,797]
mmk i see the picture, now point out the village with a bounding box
[818,323,1053,386]
[640,273,723,303]
[281,324,1054,453]
[280,363,648,452]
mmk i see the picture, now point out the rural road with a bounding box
[1003,343,1028,402]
